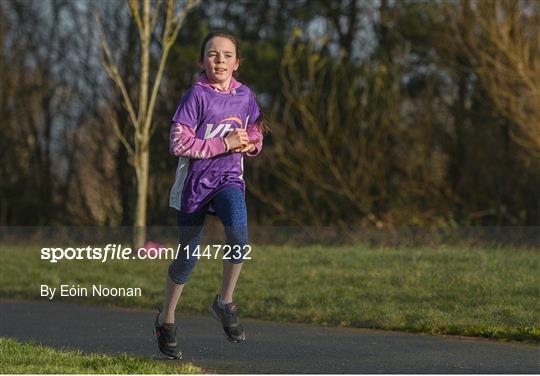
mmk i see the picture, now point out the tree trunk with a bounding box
[133,141,149,248]
[132,0,150,248]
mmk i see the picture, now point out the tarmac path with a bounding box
[0,300,538,373]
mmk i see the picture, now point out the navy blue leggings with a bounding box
[168,187,248,285]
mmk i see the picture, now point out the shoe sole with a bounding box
[209,306,246,343]
[153,325,182,360]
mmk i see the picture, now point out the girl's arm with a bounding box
[245,123,263,157]
[169,122,228,159]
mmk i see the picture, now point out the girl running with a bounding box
[153,31,269,359]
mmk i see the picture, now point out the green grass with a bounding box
[0,337,203,374]
[1,243,538,343]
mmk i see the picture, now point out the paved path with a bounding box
[0,301,538,373]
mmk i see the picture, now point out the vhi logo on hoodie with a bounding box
[203,115,250,139]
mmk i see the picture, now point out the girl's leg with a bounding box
[160,276,184,324]
[160,208,207,324]
[220,260,243,303]
[211,187,248,303]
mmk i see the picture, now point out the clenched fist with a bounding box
[224,128,249,150]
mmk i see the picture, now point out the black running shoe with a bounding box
[153,309,182,359]
[209,294,246,343]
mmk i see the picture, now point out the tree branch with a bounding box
[95,10,139,131]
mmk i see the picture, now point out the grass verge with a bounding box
[1,243,538,343]
[0,337,203,374]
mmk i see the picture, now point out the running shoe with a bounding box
[153,309,182,359]
[209,294,246,343]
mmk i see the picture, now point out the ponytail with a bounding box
[255,98,271,135]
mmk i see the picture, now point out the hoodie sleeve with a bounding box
[169,122,228,159]
[245,122,263,157]
[171,87,199,129]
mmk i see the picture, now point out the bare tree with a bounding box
[0,0,91,225]
[248,42,403,227]
[448,0,540,157]
[96,0,199,247]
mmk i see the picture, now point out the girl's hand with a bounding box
[232,143,257,153]
[225,128,249,150]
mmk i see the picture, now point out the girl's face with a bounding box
[200,36,239,86]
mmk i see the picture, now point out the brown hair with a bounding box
[199,31,241,69]
[199,31,271,135]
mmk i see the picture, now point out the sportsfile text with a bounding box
[40,244,252,263]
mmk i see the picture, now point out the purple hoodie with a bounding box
[169,75,264,214]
